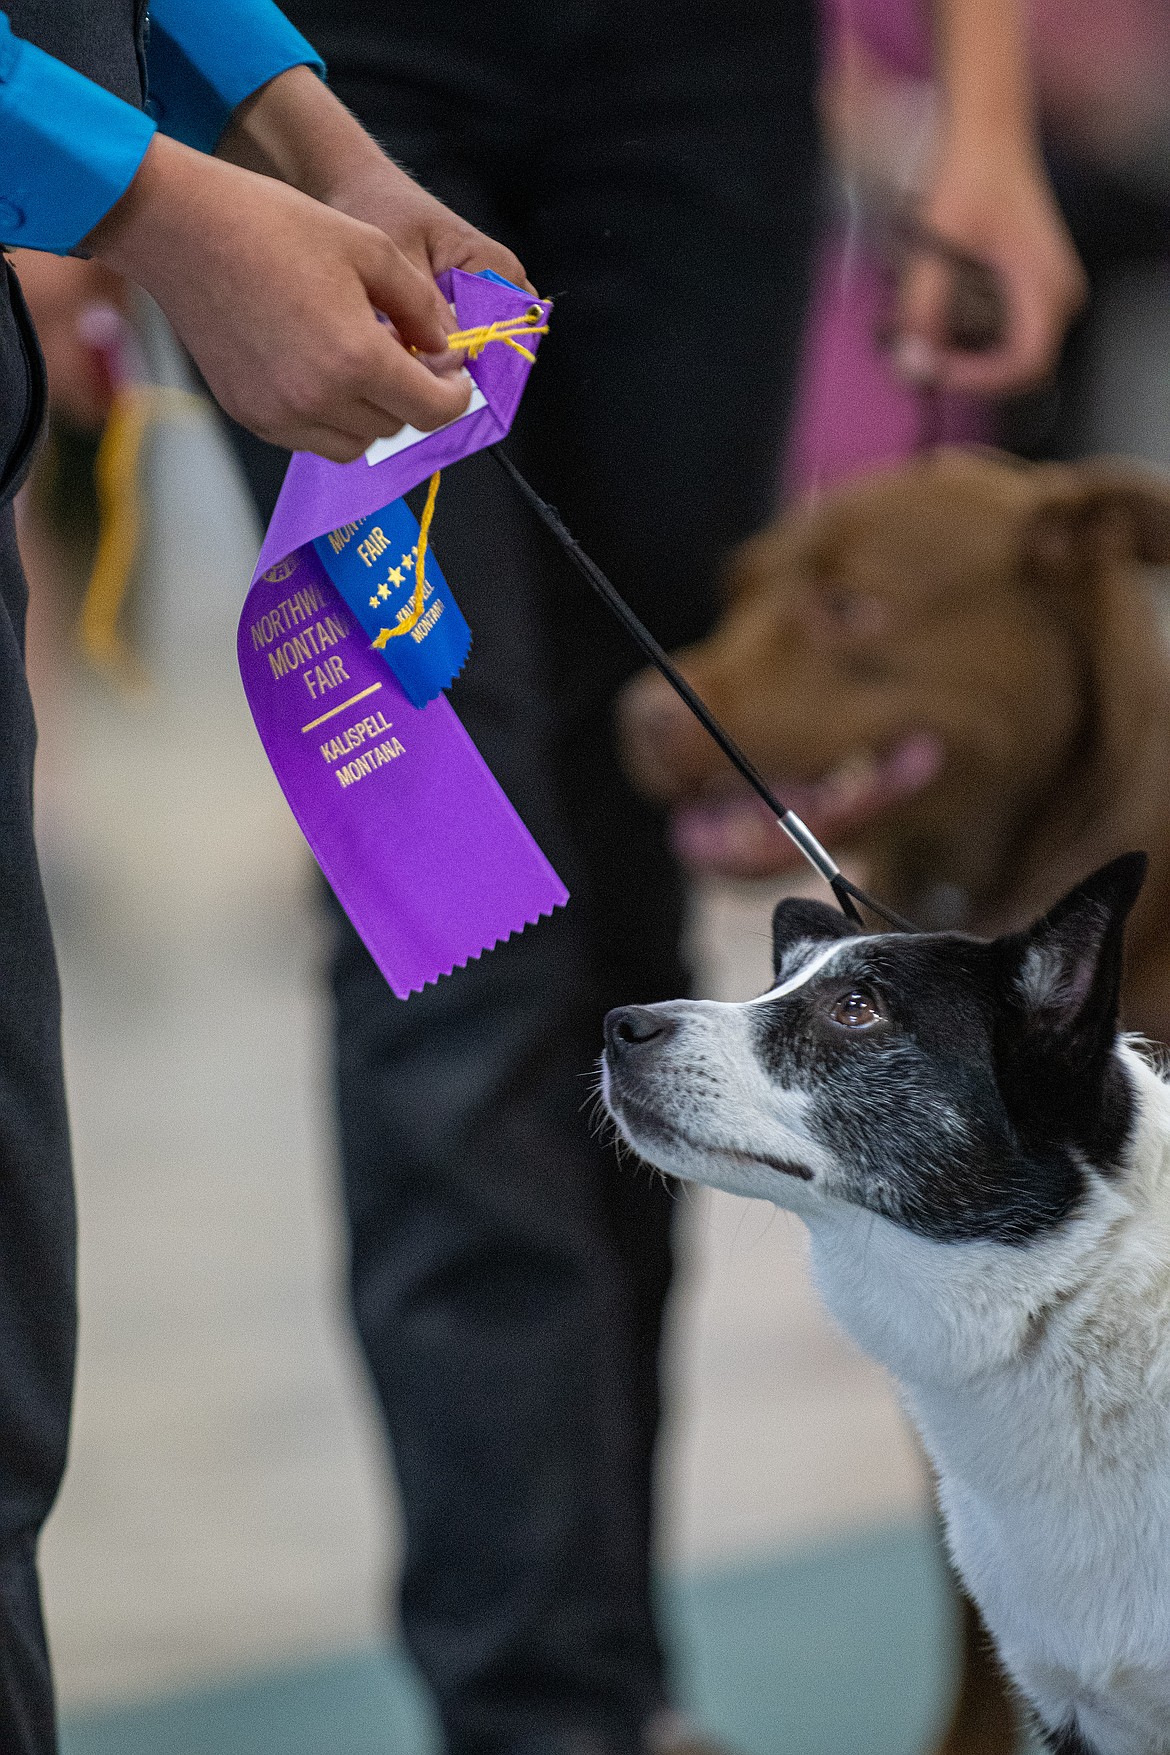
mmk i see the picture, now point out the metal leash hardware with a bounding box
[490,445,917,933]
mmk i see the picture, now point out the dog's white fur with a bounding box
[606,975,1170,1753]
[818,1048,1170,1755]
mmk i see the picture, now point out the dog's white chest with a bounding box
[937,1462,1170,1755]
[804,1135,1170,1755]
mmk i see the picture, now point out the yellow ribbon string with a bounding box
[80,383,206,686]
[371,305,546,648]
[371,468,441,646]
[444,307,549,364]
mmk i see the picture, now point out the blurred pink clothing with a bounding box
[820,0,1170,88]
[820,0,929,77]
[784,240,989,499]
[784,0,979,499]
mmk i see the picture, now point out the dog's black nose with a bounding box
[604,1006,675,1055]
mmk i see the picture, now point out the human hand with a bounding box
[892,141,1086,396]
[219,65,533,295]
[328,163,534,295]
[7,250,127,429]
[85,132,475,461]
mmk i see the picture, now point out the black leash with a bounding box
[491,445,916,932]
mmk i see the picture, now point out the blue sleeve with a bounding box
[147,0,324,153]
[0,13,156,251]
[0,0,322,253]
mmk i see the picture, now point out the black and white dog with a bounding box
[602,852,1170,1755]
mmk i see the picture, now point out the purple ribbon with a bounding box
[252,271,549,581]
[237,271,567,997]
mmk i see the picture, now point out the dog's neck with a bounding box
[1006,578,1170,884]
[803,1044,1170,1432]
[914,565,1170,1040]
[800,1049,1170,1741]
[805,1168,1129,1394]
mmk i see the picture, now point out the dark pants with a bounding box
[230,9,820,1749]
[0,259,78,1755]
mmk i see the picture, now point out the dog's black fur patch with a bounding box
[751,855,1145,1245]
[771,898,859,972]
[1044,1721,1102,1755]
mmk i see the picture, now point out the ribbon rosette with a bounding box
[237,270,567,998]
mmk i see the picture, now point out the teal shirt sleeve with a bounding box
[147,0,324,154]
[0,1,323,252]
[0,14,157,252]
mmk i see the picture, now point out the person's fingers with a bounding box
[361,325,474,431]
[358,228,455,354]
[244,387,381,460]
[203,285,469,450]
[412,211,537,296]
[303,372,467,457]
[891,252,952,386]
[931,286,1049,395]
[412,346,471,380]
[452,237,536,295]
[929,247,1082,396]
[896,160,1087,398]
[290,421,388,464]
[236,404,383,462]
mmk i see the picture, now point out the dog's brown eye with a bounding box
[831,989,883,1029]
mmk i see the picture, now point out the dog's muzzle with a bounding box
[602,1005,681,1140]
[603,1005,677,1061]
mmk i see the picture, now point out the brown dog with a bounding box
[618,447,1170,1754]
[621,447,1170,1039]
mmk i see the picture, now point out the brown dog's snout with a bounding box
[616,666,719,800]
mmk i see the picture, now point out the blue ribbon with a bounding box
[314,497,470,708]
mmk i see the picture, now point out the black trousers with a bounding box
[0,259,78,1755]
[230,9,821,1750]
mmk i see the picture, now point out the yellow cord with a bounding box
[444,307,549,364]
[371,468,440,646]
[371,305,547,650]
[80,384,205,684]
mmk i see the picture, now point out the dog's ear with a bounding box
[771,898,857,979]
[1004,852,1146,1045]
[993,853,1146,1153]
[1023,462,1170,590]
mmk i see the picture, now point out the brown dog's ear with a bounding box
[1024,461,1170,589]
[721,522,793,604]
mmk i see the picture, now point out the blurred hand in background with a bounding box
[7,251,128,431]
[894,0,1087,395]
